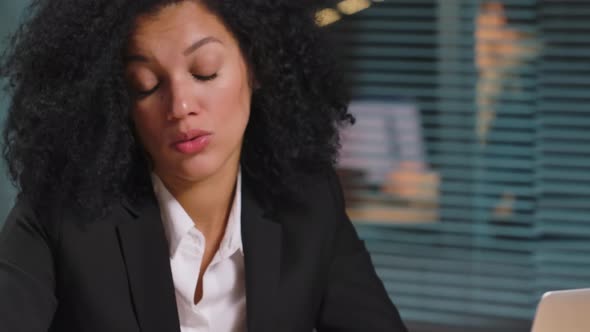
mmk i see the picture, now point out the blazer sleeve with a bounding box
[316,170,408,332]
[0,197,57,332]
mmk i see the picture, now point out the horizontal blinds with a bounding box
[357,224,535,326]
[329,0,439,229]
[534,0,590,297]
[328,0,549,328]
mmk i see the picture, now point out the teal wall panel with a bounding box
[0,1,27,224]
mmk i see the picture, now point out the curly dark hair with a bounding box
[0,0,352,218]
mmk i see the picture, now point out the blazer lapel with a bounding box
[117,194,181,332]
[241,182,283,332]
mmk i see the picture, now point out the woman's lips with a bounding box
[171,130,212,154]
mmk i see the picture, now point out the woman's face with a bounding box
[126,1,252,184]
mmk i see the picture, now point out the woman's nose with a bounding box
[167,80,199,120]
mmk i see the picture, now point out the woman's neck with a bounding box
[155,163,239,238]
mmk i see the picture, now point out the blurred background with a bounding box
[0,0,20,218]
[1,0,589,331]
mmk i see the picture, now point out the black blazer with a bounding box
[0,170,407,332]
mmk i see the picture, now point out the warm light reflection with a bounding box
[315,8,341,27]
[475,1,538,145]
[337,0,371,15]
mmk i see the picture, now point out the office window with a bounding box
[327,0,590,330]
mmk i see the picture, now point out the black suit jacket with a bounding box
[0,170,407,332]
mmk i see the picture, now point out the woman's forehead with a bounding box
[129,1,230,50]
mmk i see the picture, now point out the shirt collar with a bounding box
[151,171,243,257]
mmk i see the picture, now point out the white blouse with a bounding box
[152,172,246,332]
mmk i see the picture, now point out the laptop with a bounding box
[531,288,590,332]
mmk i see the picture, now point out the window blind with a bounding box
[534,0,590,299]
[328,0,590,329]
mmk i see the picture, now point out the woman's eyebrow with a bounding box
[183,36,222,56]
[125,36,222,63]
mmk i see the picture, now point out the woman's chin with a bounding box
[154,148,239,184]
[162,157,222,183]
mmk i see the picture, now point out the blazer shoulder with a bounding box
[2,194,62,246]
[296,167,344,207]
[282,167,345,228]
[4,195,41,229]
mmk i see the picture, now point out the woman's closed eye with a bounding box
[193,73,218,81]
[135,83,160,97]
[132,73,217,98]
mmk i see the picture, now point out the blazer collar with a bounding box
[118,192,181,332]
[241,177,283,332]
[119,176,283,332]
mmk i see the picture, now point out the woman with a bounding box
[0,0,408,331]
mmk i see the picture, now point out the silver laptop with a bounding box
[531,288,590,332]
